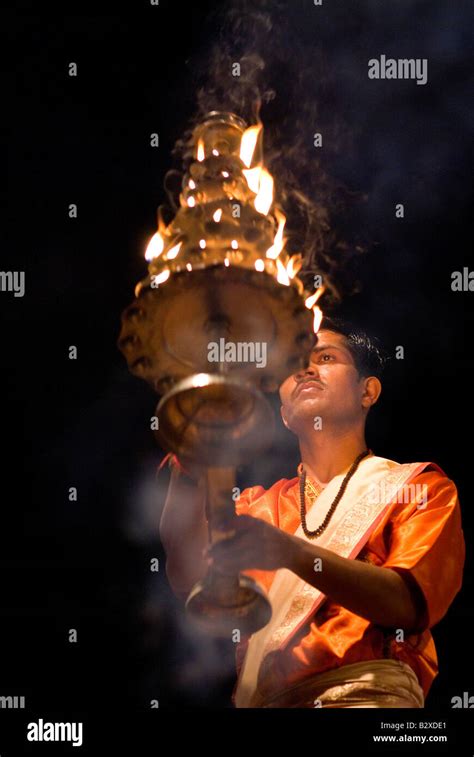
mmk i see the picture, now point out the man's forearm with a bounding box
[284,535,422,632]
[159,468,209,594]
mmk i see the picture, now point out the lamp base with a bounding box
[185,572,272,637]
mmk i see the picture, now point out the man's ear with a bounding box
[361,376,382,409]
[280,405,290,430]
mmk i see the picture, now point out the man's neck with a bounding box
[298,428,369,486]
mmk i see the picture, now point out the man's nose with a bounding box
[294,364,319,382]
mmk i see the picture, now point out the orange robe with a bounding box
[234,464,465,700]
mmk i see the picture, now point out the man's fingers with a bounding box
[233,514,257,528]
[210,549,255,573]
[218,514,256,530]
[209,531,245,556]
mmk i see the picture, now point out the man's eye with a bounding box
[320,353,333,361]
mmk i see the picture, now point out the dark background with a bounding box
[2,0,473,737]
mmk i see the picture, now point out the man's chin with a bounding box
[286,401,326,426]
[293,394,325,410]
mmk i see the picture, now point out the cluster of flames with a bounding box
[144,122,324,333]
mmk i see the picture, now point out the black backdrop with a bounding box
[2,0,473,751]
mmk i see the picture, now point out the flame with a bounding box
[242,166,274,215]
[313,306,323,333]
[231,240,238,249]
[265,209,286,259]
[213,208,222,222]
[305,285,325,309]
[145,231,165,261]
[276,258,290,286]
[152,269,170,286]
[187,196,196,208]
[188,179,196,189]
[166,241,182,260]
[197,139,205,162]
[286,254,303,280]
[254,168,274,215]
[240,124,262,168]
[199,239,206,249]
[304,286,325,334]
[242,167,261,194]
[255,259,265,272]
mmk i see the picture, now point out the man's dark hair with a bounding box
[319,317,389,380]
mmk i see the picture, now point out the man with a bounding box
[159,318,465,708]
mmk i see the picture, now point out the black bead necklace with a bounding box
[299,449,372,539]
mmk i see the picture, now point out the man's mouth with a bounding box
[293,379,324,399]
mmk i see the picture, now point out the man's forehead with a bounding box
[314,329,351,353]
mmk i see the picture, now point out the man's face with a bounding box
[279,329,368,433]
